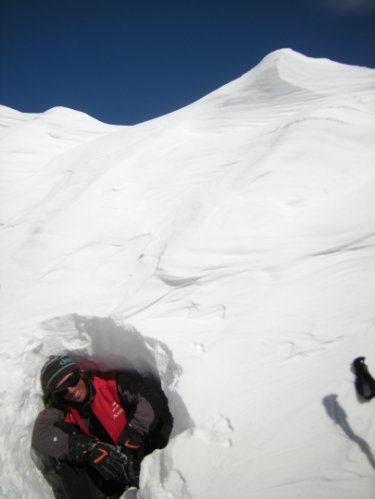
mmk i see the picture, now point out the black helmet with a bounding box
[40,354,78,396]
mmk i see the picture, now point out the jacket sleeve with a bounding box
[116,371,164,436]
[31,407,70,459]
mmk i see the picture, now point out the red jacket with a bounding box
[64,374,127,444]
[32,369,170,460]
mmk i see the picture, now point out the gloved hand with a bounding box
[118,425,144,486]
[87,441,129,483]
[68,434,129,483]
[118,424,144,452]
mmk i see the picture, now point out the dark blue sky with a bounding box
[1,0,374,125]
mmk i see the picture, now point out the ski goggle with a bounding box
[52,370,81,396]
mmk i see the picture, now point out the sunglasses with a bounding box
[52,370,81,396]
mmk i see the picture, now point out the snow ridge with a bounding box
[1,49,375,499]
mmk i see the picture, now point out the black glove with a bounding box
[68,434,92,462]
[118,425,144,486]
[353,357,375,400]
[68,435,129,483]
[118,424,144,452]
[87,441,129,483]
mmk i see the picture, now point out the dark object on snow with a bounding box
[353,357,375,400]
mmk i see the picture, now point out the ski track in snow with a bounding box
[1,49,375,498]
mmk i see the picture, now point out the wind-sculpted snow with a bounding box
[0,49,375,498]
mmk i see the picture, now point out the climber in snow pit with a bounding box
[32,354,173,498]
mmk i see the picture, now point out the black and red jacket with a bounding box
[32,369,167,459]
[64,373,128,444]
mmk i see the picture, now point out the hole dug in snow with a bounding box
[30,314,192,494]
[38,313,192,433]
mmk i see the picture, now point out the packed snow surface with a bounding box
[0,49,375,499]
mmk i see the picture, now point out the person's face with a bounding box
[54,371,88,403]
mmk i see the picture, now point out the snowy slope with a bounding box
[0,48,375,499]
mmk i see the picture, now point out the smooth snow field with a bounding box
[0,49,375,499]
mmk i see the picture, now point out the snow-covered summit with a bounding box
[203,48,375,100]
[0,50,375,499]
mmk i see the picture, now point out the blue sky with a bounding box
[1,0,374,125]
